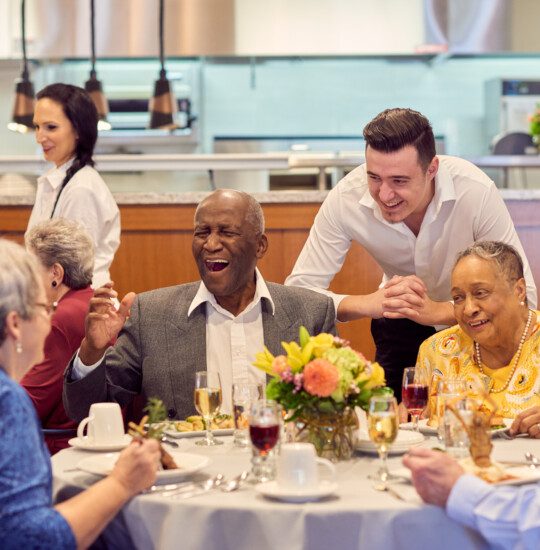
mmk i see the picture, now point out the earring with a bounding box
[52,281,57,287]
[520,301,525,306]
[15,341,22,354]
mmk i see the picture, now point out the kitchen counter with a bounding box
[2,188,540,206]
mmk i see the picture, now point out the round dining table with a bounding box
[51,434,540,550]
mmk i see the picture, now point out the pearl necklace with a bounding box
[474,309,533,394]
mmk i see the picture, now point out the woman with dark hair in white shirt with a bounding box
[27,83,120,288]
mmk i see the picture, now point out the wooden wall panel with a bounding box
[2,197,540,361]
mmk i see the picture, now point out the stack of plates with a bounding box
[355,429,425,455]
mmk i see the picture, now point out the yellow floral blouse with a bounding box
[416,311,540,419]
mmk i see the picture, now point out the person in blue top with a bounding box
[0,238,160,549]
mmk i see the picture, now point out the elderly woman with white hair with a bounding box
[21,219,95,454]
[0,238,159,549]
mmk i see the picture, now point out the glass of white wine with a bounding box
[194,371,223,446]
[368,394,399,490]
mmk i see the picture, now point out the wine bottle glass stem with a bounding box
[411,413,420,432]
[377,448,389,489]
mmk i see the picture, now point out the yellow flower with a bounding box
[363,362,386,390]
[311,333,335,357]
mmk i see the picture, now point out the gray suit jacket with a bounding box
[63,281,336,421]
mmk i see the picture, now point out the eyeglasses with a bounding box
[34,302,57,317]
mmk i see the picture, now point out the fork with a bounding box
[160,474,225,498]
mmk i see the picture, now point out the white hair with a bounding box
[25,218,94,289]
[0,239,41,346]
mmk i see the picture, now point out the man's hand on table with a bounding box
[510,406,540,438]
[79,283,136,365]
[402,448,464,507]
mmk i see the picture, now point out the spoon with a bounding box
[221,470,249,492]
[524,452,540,469]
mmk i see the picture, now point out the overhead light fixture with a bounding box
[84,0,111,131]
[8,0,35,133]
[149,0,178,130]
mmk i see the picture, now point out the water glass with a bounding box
[232,382,264,447]
[443,398,472,458]
[435,378,467,442]
[248,400,282,483]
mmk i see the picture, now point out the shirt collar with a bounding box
[38,158,75,190]
[188,267,275,318]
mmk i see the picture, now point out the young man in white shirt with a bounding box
[286,108,536,396]
[63,189,336,421]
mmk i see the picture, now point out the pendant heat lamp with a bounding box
[149,0,178,130]
[84,0,111,131]
[8,0,35,133]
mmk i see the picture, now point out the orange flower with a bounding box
[303,359,339,397]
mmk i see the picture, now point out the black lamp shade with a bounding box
[149,75,178,130]
[85,74,111,129]
[8,78,35,133]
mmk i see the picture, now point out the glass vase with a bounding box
[293,406,358,461]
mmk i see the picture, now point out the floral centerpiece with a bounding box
[253,327,388,461]
[529,103,540,146]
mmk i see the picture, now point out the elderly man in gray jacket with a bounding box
[64,189,336,421]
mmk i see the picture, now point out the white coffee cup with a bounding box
[277,442,336,490]
[77,403,125,445]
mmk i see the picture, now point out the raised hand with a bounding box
[80,283,136,365]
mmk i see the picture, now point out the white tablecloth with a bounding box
[52,435,540,550]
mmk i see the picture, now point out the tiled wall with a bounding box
[1,54,540,173]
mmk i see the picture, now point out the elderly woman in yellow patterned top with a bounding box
[416,240,540,438]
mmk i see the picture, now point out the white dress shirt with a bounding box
[72,268,271,415]
[448,474,540,549]
[187,268,270,414]
[27,160,120,288]
[285,155,537,313]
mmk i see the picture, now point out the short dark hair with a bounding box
[37,83,98,188]
[363,108,436,170]
[454,241,525,285]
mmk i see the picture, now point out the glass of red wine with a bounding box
[248,400,282,483]
[402,367,428,432]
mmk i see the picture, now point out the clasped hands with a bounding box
[376,275,439,325]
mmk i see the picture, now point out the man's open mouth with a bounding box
[205,259,229,272]
[382,200,403,210]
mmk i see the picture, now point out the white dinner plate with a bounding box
[399,419,437,435]
[255,480,338,503]
[163,428,234,439]
[355,429,424,455]
[77,451,210,483]
[68,434,132,452]
[400,418,512,437]
[392,464,540,486]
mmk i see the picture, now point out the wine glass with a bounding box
[401,366,428,432]
[248,400,281,483]
[368,395,399,490]
[194,371,223,446]
[232,382,264,447]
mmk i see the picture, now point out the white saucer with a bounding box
[68,434,132,451]
[254,480,338,503]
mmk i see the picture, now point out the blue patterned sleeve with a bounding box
[0,372,76,550]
